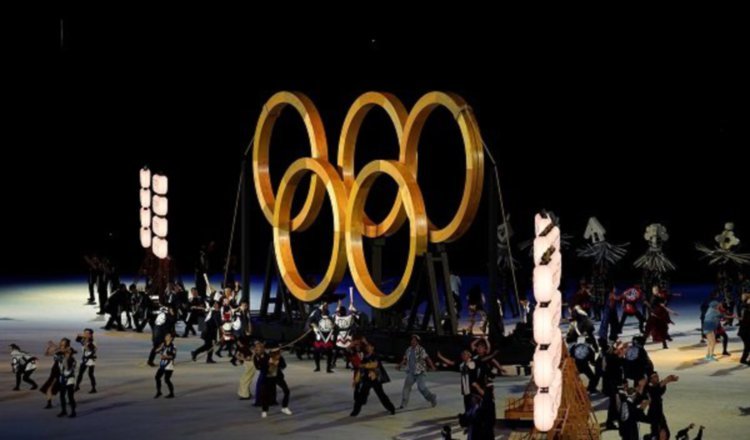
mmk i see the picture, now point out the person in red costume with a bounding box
[714,301,736,356]
[645,290,677,349]
[619,285,646,334]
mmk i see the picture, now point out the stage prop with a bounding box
[242,91,532,364]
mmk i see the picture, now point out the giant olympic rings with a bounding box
[252,91,484,309]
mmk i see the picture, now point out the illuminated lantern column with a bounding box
[532,212,563,432]
[140,167,152,249]
[151,173,168,259]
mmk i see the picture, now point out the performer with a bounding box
[739,296,750,365]
[568,305,599,351]
[600,342,626,431]
[10,344,37,391]
[84,253,99,304]
[234,335,256,400]
[714,301,736,357]
[568,335,600,393]
[253,342,293,418]
[104,284,128,331]
[133,287,157,333]
[350,343,396,416]
[154,333,176,398]
[436,349,478,412]
[182,288,206,338]
[57,341,77,418]
[191,301,221,363]
[74,329,97,393]
[40,338,69,409]
[148,306,176,367]
[312,306,335,373]
[619,285,646,334]
[646,371,679,440]
[570,279,593,317]
[616,380,648,440]
[229,300,252,366]
[458,392,496,440]
[466,287,489,337]
[333,291,359,368]
[397,334,437,409]
[598,287,621,348]
[702,300,722,361]
[622,336,654,387]
[215,296,236,359]
[645,291,676,349]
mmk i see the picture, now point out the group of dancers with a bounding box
[9,329,97,418]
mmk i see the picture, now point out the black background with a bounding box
[2,6,747,285]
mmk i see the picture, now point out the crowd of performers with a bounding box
[563,276,750,439]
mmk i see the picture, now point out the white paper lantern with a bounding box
[152,195,168,216]
[140,227,151,248]
[533,265,556,303]
[152,216,168,238]
[533,392,557,432]
[140,208,151,228]
[534,214,552,236]
[140,188,151,208]
[153,236,168,259]
[140,167,151,188]
[533,351,556,388]
[152,174,168,195]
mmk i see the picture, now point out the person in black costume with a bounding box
[350,343,395,417]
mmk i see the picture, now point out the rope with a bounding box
[223,139,254,295]
[482,139,521,313]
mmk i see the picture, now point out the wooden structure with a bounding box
[505,346,601,439]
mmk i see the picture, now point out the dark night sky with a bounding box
[2,7,747,285]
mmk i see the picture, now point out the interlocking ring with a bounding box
[253,90,484,309]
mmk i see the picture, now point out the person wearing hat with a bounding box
[10,343,38,391]
[396,334,437,409]
[74,328,97,393]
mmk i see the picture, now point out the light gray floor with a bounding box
[0,281,747,439]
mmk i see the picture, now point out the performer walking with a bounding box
[351,343,395,416]
[436,349,478,412]
[191,301,221,363]
[182,288,206,338]
[40,338,69,409]
[154,333,176,398]
[57,341,77,418]
[253,342,293,418]
[10,344,37,391]
[74,329,97,393]
[397,335,437,409]
[703,300,722,361]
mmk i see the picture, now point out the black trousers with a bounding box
[462,394,473,413]
[619,311,645,332]
[740,333,749,363]
[105,313,124,330]
[60,384,76,412]
[262,377,290,411]
[314,349,333,371]
[575,360,600,391]
[15,370,37,389]
[76,365,96,389]
[352,381,395,415]
[87,273,96,302]
[604,391,618,426]
[97,287,108,313]
[194,338,215,360]
[155,369,174,395]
